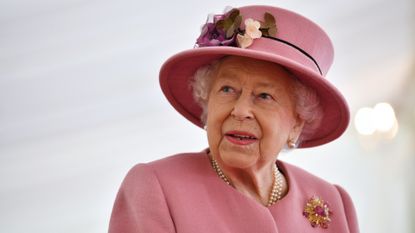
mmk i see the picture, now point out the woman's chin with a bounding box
[219,149,259,169]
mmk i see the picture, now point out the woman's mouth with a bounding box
[225,131,258,145]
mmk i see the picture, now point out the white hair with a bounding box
[190,58,323,147]
[190,60,221,124]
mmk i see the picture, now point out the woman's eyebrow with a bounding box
[255,82,286,92]
[217,69,240,79]
[256,82,275,88]
[214,73,243,85]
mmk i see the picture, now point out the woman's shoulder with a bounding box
[278,160,357,213]
[125,150,210,181]
[279,160,330,182]
[141,150,208,171]
[278,160,341,193]
[149,150,207,165]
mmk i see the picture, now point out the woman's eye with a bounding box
[220,86,234,93]
[258,93,273,100]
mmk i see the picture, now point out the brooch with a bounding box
[303,196,332,229]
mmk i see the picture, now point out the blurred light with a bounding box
[354,107,376,135]
[373,102,396,132]
[354,102,398,138]
[385,119,399,140]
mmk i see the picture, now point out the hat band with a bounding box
[262,36,322,75]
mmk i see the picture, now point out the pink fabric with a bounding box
[109,150,360,233]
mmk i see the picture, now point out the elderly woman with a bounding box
[109,5,359,233]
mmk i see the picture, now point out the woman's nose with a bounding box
[231,93,254,120]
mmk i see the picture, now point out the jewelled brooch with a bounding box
[303,196,332,229]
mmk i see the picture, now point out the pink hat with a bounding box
[159,5,350,148]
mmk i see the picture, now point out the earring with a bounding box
[287,139,296,149]
[203,125,208,131]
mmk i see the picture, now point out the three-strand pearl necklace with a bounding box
[209,155,283,206]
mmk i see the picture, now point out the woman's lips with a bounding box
[224,130,258,146]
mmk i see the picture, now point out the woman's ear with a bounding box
[289,116,305,143]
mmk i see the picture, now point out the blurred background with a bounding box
[0,0,414,232]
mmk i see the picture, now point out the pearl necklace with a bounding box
[209,155,283,206]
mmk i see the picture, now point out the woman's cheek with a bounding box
[206,115,222,150]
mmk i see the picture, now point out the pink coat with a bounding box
[109,150,359,233]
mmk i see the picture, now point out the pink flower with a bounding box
[236,18,262,49]
[244,18,262,39]
[236,33,254,49]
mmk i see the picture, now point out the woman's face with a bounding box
[206,56,304,169]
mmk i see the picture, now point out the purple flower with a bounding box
[196,23,236,47]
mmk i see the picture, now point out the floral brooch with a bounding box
[196,8,277,49]
[303,196,332,229]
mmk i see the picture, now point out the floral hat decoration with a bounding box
[196,8,277,49]
[159,5,350,148]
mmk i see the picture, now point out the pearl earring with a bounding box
[287,140,296,148]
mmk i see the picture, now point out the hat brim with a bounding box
[159,45,350,148]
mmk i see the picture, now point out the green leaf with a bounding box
[226,17,241,38]
[218,18,231,32]
[224,21,232,31]
[268,27,277,37]
[259,28,269,37]
[260,12,277,37]
[226,27,234,38]
[264,12,276,26]
[219,10,238,32]
[227,9,240,21]
[216,20,225,29]
[233,15,242,31]
[223,11,242,38]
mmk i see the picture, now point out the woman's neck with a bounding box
[226,165,275,205]
[208,151,287,206]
